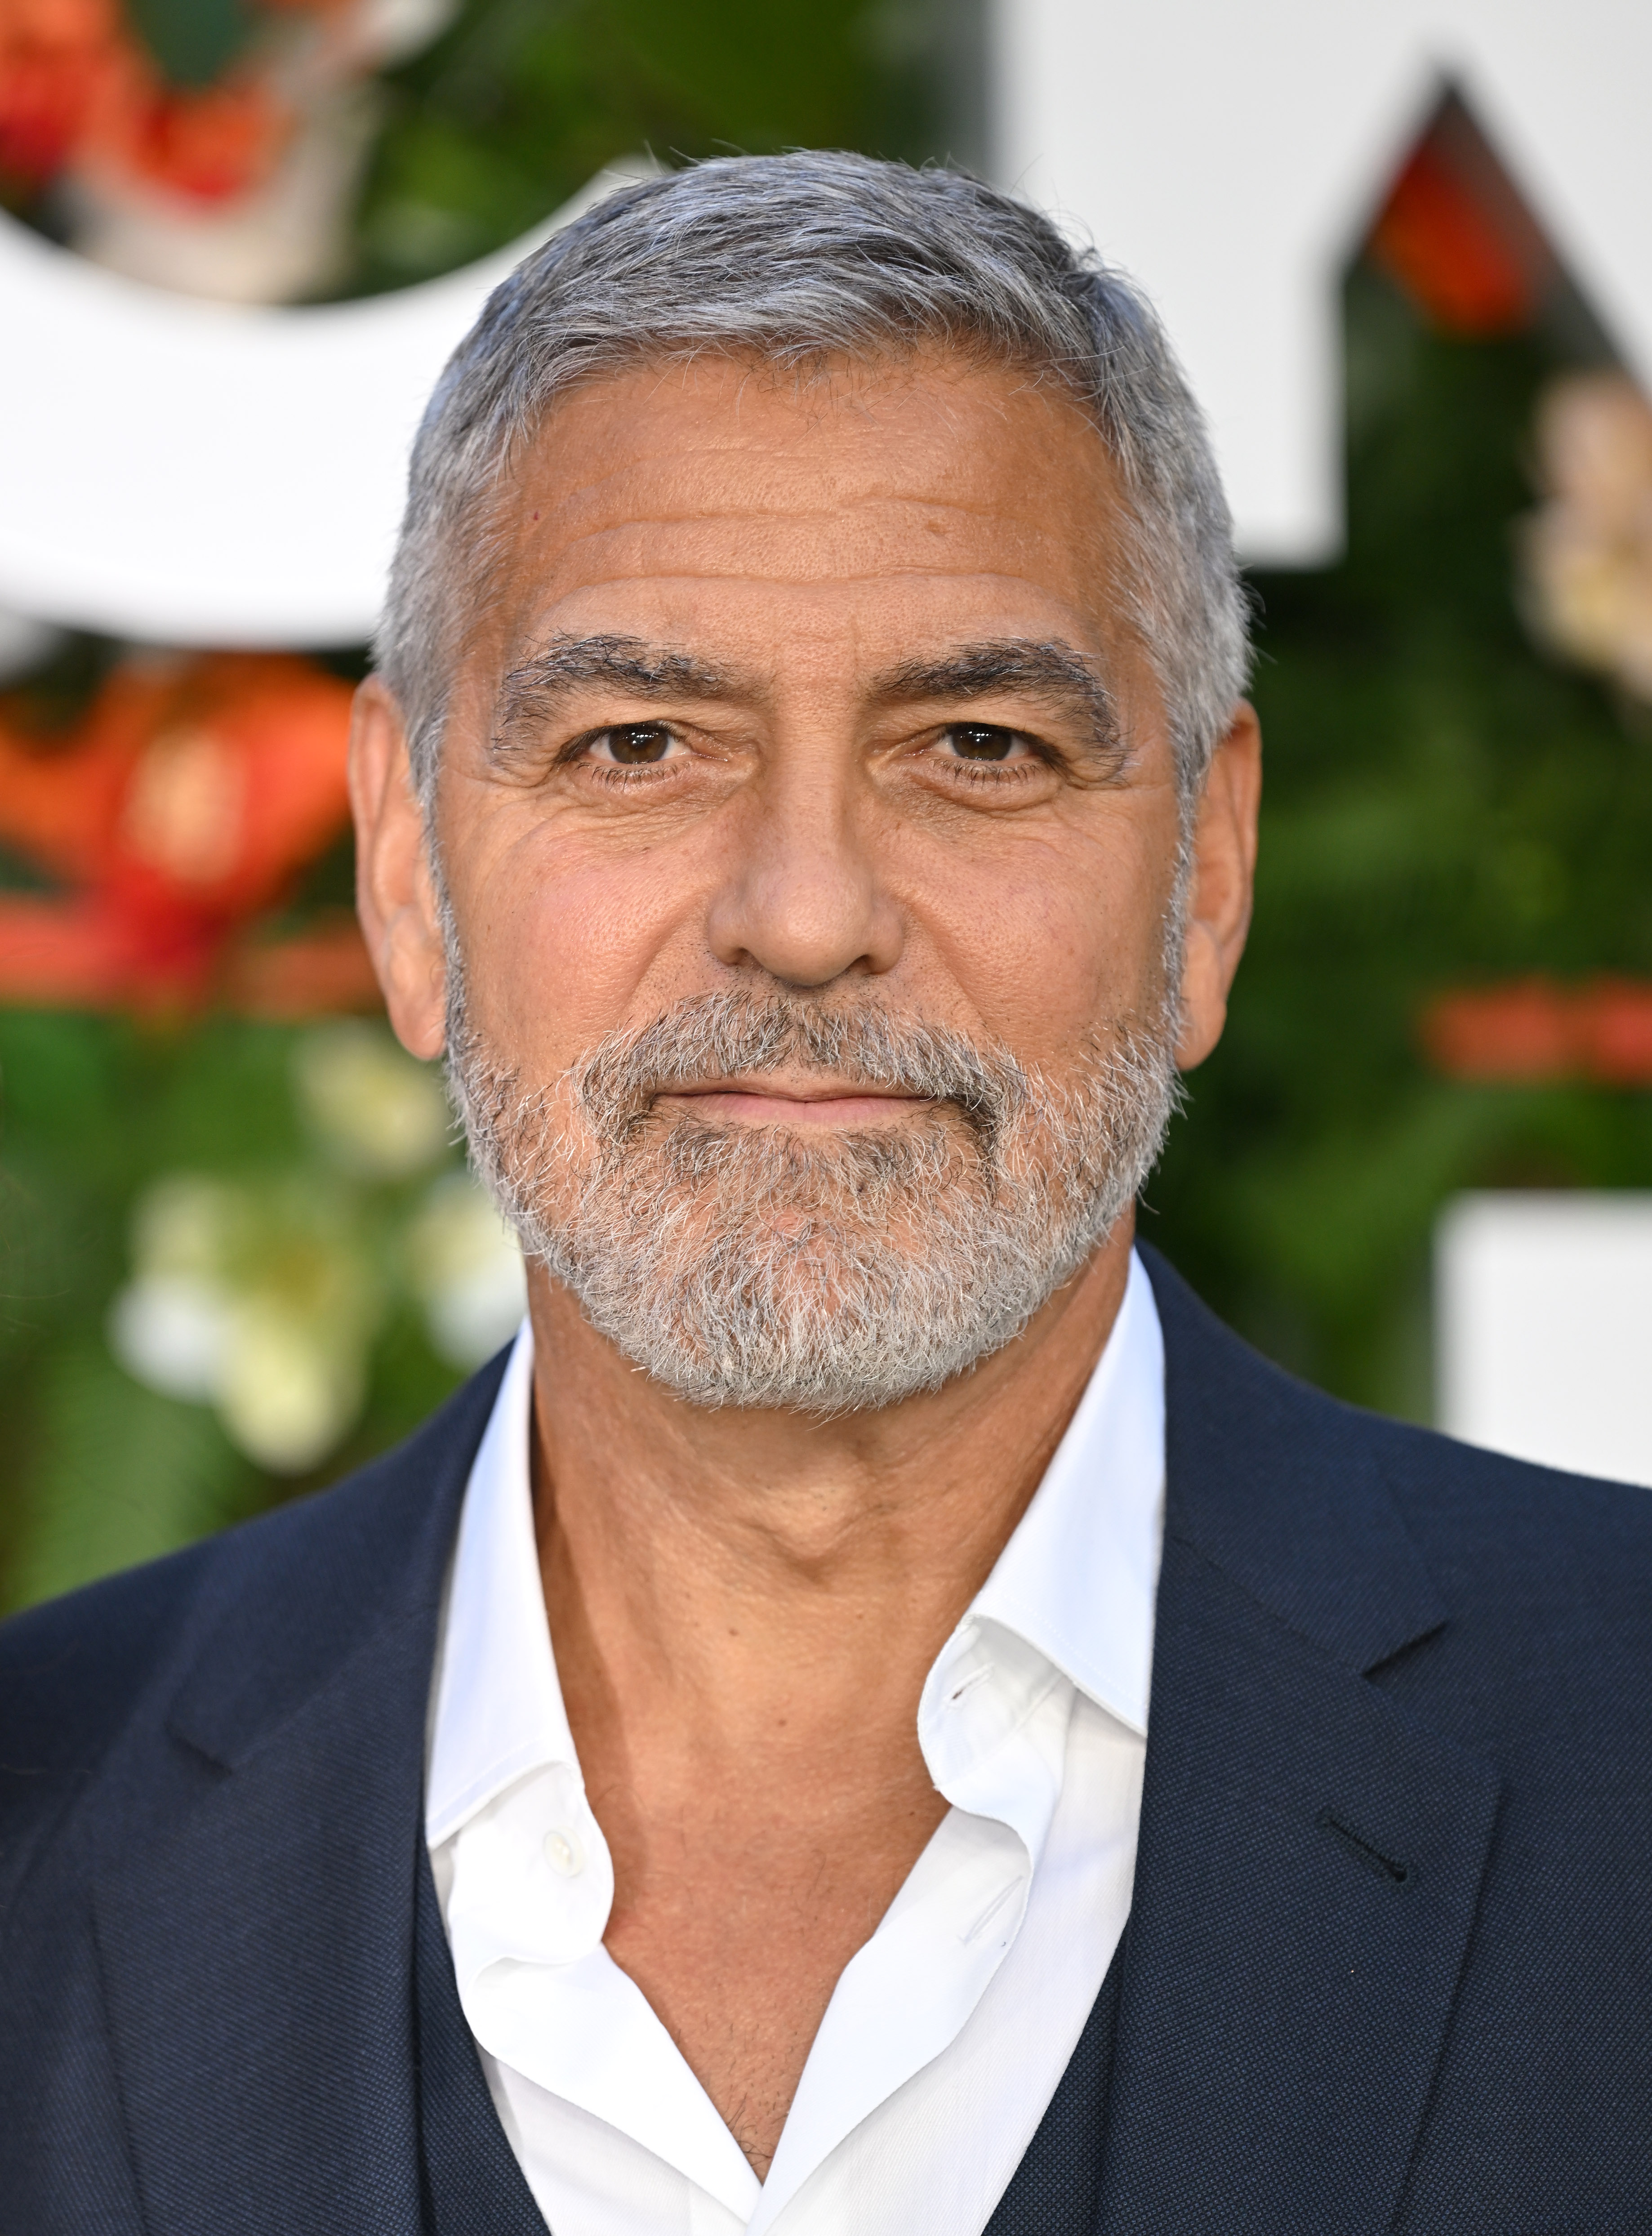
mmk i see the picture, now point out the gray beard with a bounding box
[445,966,1183,1415]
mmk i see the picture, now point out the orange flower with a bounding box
[115,74,290,204]
[0,0,326,201]
[1421,977,1652,1087]
[0,0,130,184]
[0,651,370,1012]
[1367,94,1553,339]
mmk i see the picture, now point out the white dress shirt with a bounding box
[426,1249,1167,2236]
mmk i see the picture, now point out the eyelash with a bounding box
[931,749,1048,790]
[928,728,1055,790]
[556,726,684,786]
[583,763,671,791]
[553,724,1058,791]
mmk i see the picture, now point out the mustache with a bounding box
[570,991,1029,1148]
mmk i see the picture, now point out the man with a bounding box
[3,153,1650,2236]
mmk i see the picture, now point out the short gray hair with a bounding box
[377,151,1247,816]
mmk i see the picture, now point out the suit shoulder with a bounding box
[1369,1408,1652,1601]
[1257,1362,1652,1695]
[1145,1240,1652,1541]
[0,1536,214,1786]
[0,1352,504,1834]
[1238,1325,1652,1606]
[1142,1241,1652,1660]
[0,1463,364,1783]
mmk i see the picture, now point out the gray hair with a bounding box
[377,151,1248,817]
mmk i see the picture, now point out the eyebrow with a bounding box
[870,640,1122,759]
[490,630,1124,766]
[492,633,749,759]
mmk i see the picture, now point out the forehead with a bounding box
[478,351,1136,672]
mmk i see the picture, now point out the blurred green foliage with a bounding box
[1144,266,1652,1415]
[0,1008,470,1607]
[349,0,982,293]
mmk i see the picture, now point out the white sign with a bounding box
[0,163,654,648]
[1436,1192,1652,1488]
[993,0,1652,561]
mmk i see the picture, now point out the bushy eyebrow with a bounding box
[871,639,1122,759]
[489,629,1124,770]
[491,633,751,761]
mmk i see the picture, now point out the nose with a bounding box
[704,758,904,989]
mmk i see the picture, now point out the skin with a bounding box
[352,349,1261,2175]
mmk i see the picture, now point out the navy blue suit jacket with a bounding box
[4,1248,1652,2233]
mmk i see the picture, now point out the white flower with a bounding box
[129,1173,246,1281]
[406,1170,527,1368]
[294,1021,451,1180]
[112,1167,380,1472]
[107,1274,231,1403]
[1522,373,1652,702]
[218,1301,367,1475]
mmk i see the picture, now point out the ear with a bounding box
[349,677,448,1061]
[1175,701,1262,1071]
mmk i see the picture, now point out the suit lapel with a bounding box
[1100,1257,1503,2234]
[92,1360,505,2236]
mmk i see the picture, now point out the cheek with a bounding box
[905,821,1171,1054]
[452,819,711,1065]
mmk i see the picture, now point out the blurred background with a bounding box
[1,0,1648,1611]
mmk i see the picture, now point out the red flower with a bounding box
[0,650,375,1013]
[1421,977,1652,1086]
[1367,94,1553,339]
[0,0,131,185]
[112,74,289,205]
[0,0,352,199]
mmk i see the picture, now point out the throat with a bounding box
[596,1760,953,2176]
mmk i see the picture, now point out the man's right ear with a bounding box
[348,677,448,1061]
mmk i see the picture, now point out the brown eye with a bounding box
[943,723,1022,762]
[604,724,674,764]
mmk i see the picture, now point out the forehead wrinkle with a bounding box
[535,489,1104,549]
[868,638,1121,750]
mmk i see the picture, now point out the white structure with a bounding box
[1436,1193,1652,1487]
[4,9,1651,642]
[0,162,653,649]
[993,0,1652,561]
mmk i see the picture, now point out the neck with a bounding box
[523,1220,1135,2174]
[526,1222,1135,1737]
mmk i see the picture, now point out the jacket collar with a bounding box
[1144,1242,1447,1673]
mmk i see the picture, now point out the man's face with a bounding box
[359,349,1255,1409]
[438,350,1182,1083]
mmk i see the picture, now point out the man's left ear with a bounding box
[1174,701,1262,1071]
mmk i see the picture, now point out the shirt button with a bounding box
[543,1826,585,1878]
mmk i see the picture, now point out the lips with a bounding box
[657,1085,931,1127]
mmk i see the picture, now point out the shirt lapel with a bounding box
[1101,1254,1503,2233]
[90,1360,505,2236]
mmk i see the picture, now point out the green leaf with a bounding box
[6,1345,256,1613]
[125,0,254,88]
